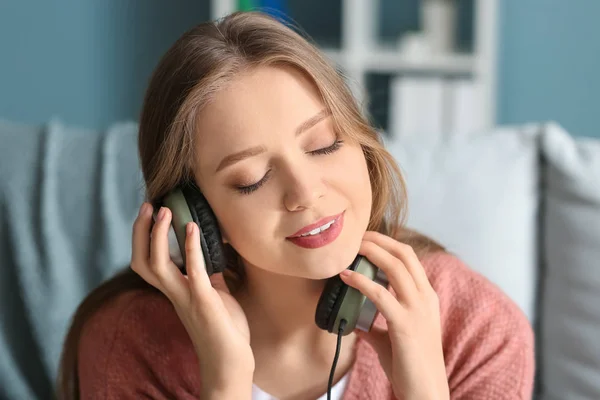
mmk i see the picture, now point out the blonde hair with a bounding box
[56,11,444,399]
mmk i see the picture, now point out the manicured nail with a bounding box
[340,269,352,278]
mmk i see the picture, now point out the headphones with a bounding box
[158,181,388,336]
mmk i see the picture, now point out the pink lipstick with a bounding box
[286,212,344,249]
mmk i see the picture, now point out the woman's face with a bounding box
[194,65,372,279]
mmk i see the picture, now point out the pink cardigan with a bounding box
[77,251,535,399]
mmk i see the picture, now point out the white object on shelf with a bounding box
[421,0,457,54]
[446,78,485,137]
[397,32,432,60]
[388,76,446,140]
[211,0,236,20]
[341,0,378,106]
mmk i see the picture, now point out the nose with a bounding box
[282,165,326,212]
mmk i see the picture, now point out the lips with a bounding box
[286,212,345,249]
[288,212,344,238]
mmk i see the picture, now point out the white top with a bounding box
[251,371,350,400]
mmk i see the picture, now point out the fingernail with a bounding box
[157,207,166,220]
[187,223,194,236]
[139,203,147,216]
[340,269,352,278]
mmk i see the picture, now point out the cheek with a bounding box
[211,195,274,252]
[340,147,373,227]
[213,200,254,238]
[335,146,372,199]
[214,203,281,271]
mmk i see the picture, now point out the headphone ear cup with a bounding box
[180,183,226,275]
[159,189,195,274]
[315,255,364,333]
[315,255,382,335]
[315,276,347,332]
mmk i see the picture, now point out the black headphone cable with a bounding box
[327,318,347,400]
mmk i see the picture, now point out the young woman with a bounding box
[57,11,534,400]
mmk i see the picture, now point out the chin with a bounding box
[300,250,359,280]
[304,235,364,279]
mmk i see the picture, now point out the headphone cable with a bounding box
[327,318,347,400]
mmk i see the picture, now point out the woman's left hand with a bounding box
[339,231,449,400]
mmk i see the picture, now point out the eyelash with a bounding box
[235,139,344,195]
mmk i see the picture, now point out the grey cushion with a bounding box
[383,125,542,322]
[539,123,600,400]
[0,119,143,399]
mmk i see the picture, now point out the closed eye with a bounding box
[235,169,271,195]
[235,138,344,195]
[309,139,344,156]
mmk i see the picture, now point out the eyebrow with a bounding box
[214,109,331,173]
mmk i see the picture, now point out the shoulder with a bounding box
[421,251,535,399]
[420,250,533,339]
[78,288,186,355]
[77,287,201,398]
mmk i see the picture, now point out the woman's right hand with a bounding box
[130,202,254,396]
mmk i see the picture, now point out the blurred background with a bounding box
[1,1,599,400]
[1,0,599,138]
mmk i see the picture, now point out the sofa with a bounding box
[1,118,599,399]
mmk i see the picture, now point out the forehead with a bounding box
[194,65,325,173]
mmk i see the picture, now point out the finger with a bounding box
[363,231,431,292]
[359,240,417,304]
[356,325,392,363]
[131,203,152,264]
[149,207,189,303]
[185,222,213,298]
[130,202,160,287]
[339,269,404,329]
[209,272,230,294]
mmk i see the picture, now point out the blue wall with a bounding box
[0,0,208,130]
[1,1,599,138]
[498,0,600,138]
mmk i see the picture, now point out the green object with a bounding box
[238,0,257,11]
[334,257,378,335]
[162,189,194,267]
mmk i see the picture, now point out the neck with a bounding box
[233,262,355,355]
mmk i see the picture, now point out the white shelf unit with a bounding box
[210,0,498,136]
[322,48,475,75]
